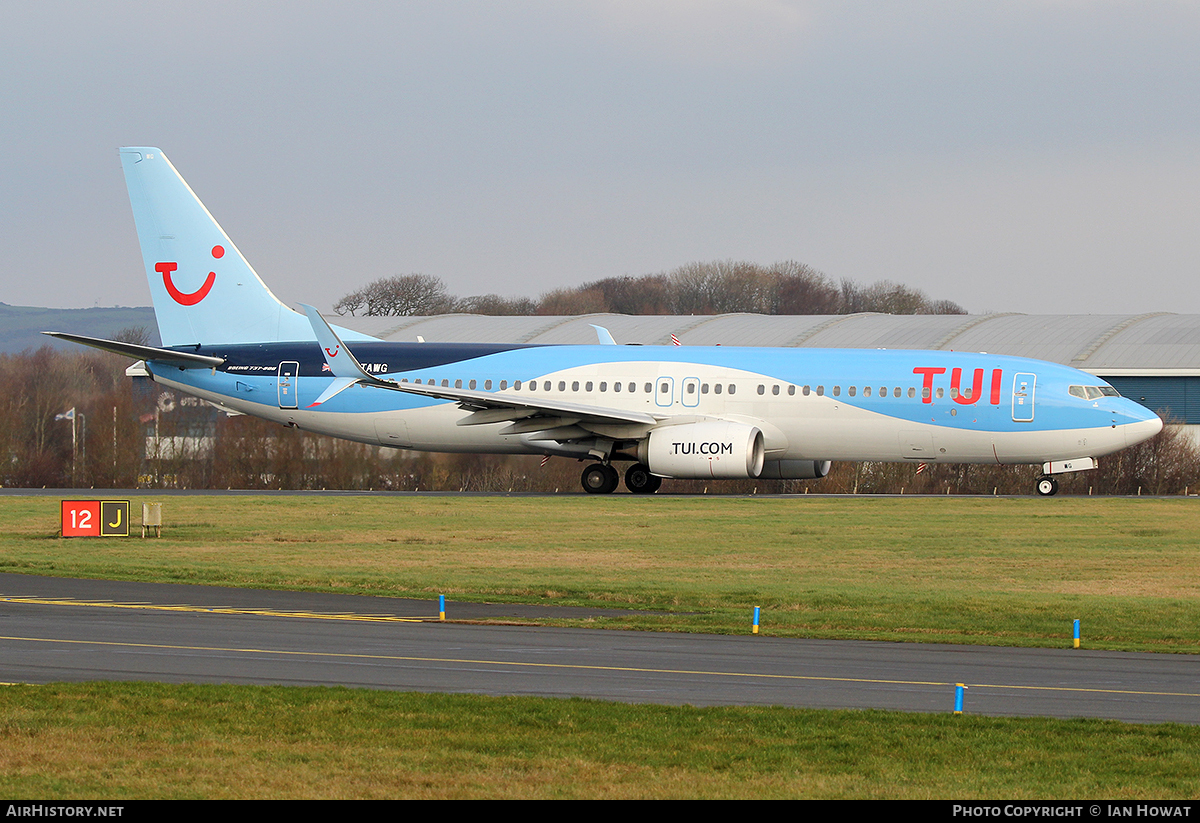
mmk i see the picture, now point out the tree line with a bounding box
[3,342,1198,496]
[332,260,967,318]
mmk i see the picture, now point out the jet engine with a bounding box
[639,421,765,479]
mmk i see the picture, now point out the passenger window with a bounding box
[628,382,635,393]
[513,380,521,390]
[936,388,944,398]
[455,379,463,389]
[701,383,709,394]
[772,385,780,396]
[687,383,696,394]
[586,381,593,391]
[558,381,566,391]
[788,385,795,396]
[848,386,856,397]
[543,381,551,391]
[802,385,810,396]
[816,386,824,396]
[572,381,579,391]
[907,387,915,398]
[757,384,765,395]
[644,383,652,393]
[729,384,737,395]
[600,382,607,392]
[441,379,449,387]
[864,386,871,397]
[832,386,840,397]
[714,384,723,395]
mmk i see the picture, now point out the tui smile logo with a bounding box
[156,245,223,305]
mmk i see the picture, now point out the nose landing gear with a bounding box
[1036,477,1059,496]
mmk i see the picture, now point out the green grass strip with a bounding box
[2,682,1199,799]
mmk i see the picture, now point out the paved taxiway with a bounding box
[2,573,1198,724]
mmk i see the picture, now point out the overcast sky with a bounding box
[3,1,1198,316]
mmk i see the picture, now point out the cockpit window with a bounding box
[1070,385,1121,400]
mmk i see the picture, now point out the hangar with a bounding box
[333,311,1200,435]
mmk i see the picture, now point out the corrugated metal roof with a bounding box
[326,312,1200,372]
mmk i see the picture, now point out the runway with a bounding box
[2,573,1198,724]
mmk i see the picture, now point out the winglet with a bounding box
[300,304,374,381]
[589,324,617,345]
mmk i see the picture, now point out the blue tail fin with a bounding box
[120,147,342,347]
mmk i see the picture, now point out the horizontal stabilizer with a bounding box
[42,332,225,368]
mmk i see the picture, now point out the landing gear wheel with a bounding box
[581,463,619,495]
[625,463,662,495]
[1036,477,1059,497]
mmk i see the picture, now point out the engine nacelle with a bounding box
[758,459,832,480]
[640,421,765,479]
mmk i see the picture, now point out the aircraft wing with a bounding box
[42,332,225,368]
[384,380,660,428]
[301,303,658,435]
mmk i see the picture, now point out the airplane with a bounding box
[47,147,1164,496]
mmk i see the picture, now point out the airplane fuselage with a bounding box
[147,340,1158,470]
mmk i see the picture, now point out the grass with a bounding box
[2,682,1199,799]
[4,494,1200,798]
[2,494,1199,651]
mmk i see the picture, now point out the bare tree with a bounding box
[334,274,453,316]
[578,275,673,315]
[454,294,538,315]
[536,288,608,315]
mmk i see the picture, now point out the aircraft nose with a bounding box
[1123,410,1163,448]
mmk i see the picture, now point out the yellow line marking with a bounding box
[0,595,430,623]
[1,634,1198,699]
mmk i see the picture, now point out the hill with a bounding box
[0,304,158,353]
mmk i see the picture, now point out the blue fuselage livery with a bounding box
[48,148,1163,495]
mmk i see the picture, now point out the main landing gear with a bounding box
[581,463,619,495]
[1036,477,1060,496]
[624,463,662,495]
[580,462,661,494]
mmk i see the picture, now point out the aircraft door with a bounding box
[655,377,675,408]
[1012,373,1035,422]
[278,361,299,409]
[681,377,700,408]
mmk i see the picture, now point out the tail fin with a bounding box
[120,147,319,347]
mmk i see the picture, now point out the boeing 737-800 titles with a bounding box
[48,148,1163,495]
